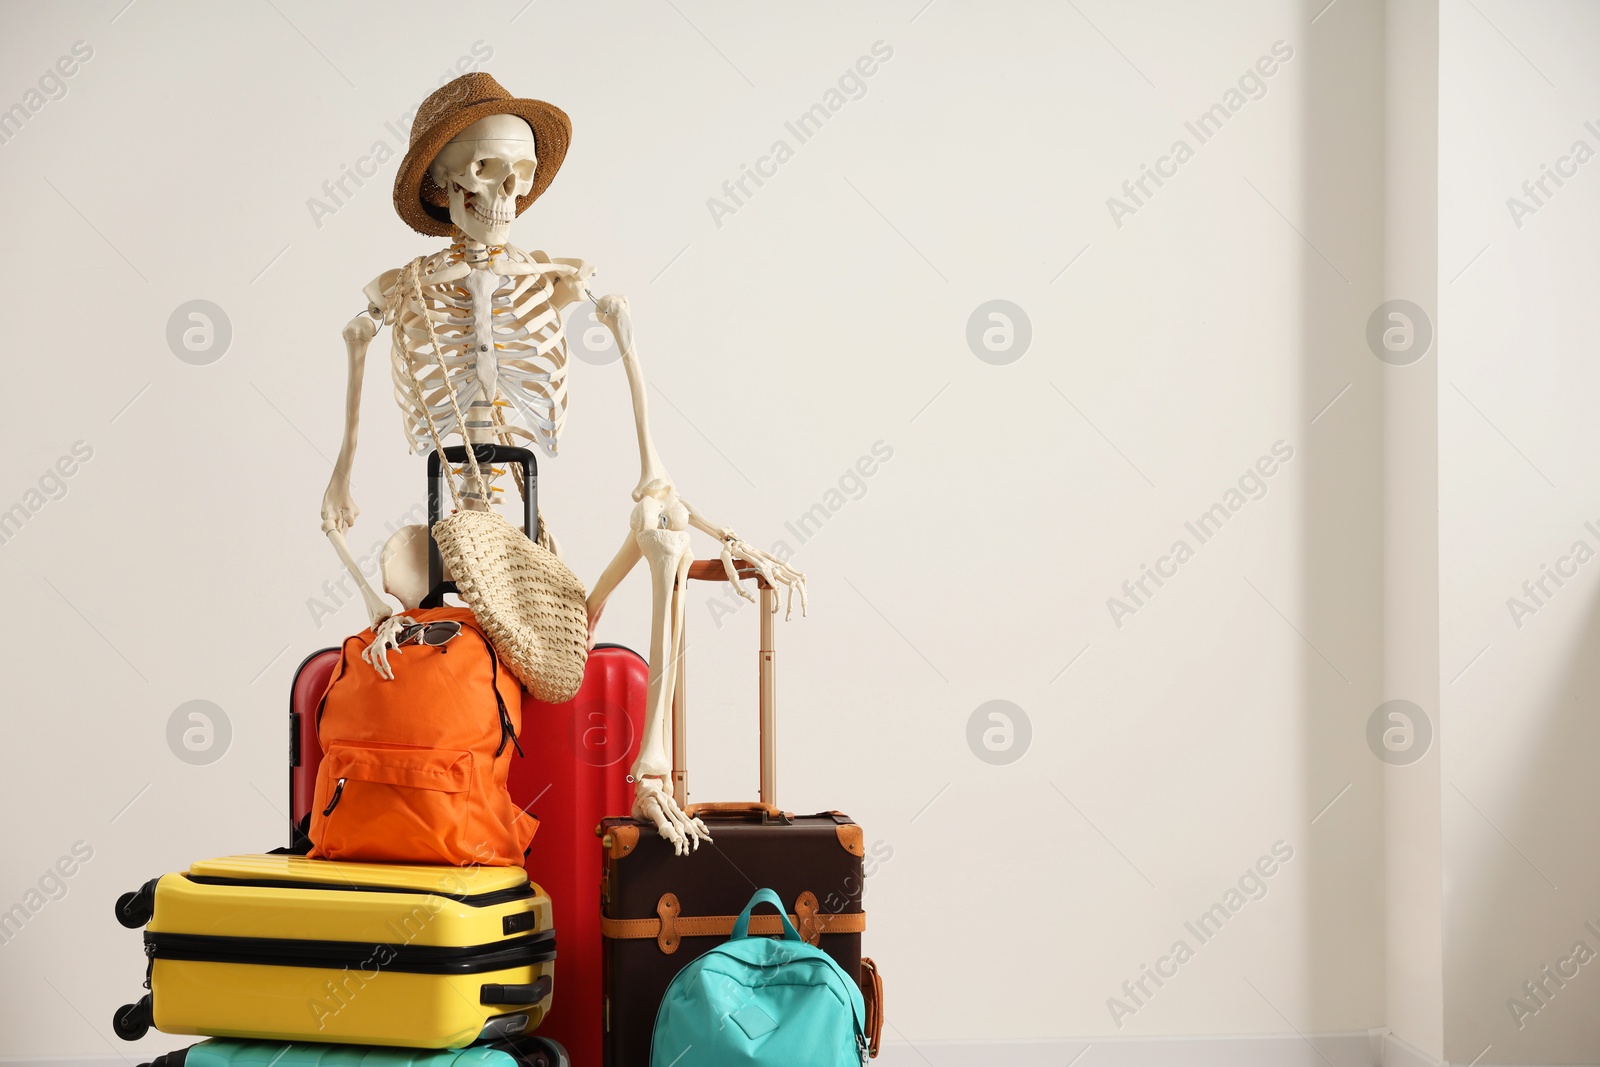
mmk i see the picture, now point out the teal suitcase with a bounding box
[138,1036,567,1067]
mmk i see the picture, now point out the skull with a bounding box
[428,114,538,246]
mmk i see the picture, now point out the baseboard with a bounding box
[7,1033,1594,1067]
[875,1031,1377,1067]
[873,1032,1600,1067]
[1383,1031,1444,1067]
[1376,1029,1600,1067]
[1,1036,1374,1067]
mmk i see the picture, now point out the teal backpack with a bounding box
[651,888,868,1066]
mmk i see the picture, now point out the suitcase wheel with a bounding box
[114,879,159,929]
[499,1036,566,1067]
[112,995,153,1041]
[137,1051,188,1067]
[527,1038,567,1067]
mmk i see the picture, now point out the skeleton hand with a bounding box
[321,478,359,534]
[718,532,809,620]
[633,776,711,856]
[362,614,414,680]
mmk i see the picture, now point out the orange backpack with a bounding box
[310,606,536,866]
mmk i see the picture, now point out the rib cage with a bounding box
[387,245,571,459]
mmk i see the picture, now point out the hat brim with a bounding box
[394,97,571,238]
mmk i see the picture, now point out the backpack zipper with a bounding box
[322,778,346,816]
[496,698,523,758]
[321,624,524,760]
[473,628,523,759]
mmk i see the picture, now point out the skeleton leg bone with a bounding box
[631,500,710,854]
[379,524,433,612]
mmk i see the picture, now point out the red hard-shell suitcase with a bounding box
[288,643,645,1067]
[510,644,644,1067]
[288,647,340,830]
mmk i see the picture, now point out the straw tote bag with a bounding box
[391,258,588,703]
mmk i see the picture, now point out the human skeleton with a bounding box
[319,114,806,854]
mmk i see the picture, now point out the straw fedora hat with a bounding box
[393,72,571,237]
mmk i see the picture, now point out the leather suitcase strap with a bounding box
[861,956,884,1059]
[601,890,865,953]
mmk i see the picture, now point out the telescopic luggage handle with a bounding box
[422,444,537,609]
[672,559,779,812]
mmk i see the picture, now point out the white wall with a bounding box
[1383,0,1444,1059]
[0,0,1397,1057]
[1438,1,1600,1063]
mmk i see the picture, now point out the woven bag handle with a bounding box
[391,257,488,510]
[491,401,537,535]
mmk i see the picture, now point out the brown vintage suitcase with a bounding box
[598,561,882,1064]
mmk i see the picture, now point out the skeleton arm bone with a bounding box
[319,307,395,629]
[584,532,643,647]
[590,294,671,501]
[589,293,807,617]
[321,311,377,534]
[581,292,673,639]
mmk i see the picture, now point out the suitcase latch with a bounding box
[503,910,539,935]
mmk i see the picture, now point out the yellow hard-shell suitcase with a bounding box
[111,855,556,1049]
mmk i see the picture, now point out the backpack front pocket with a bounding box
[311,742,474,865]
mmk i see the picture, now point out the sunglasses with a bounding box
[396,620,463,648]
